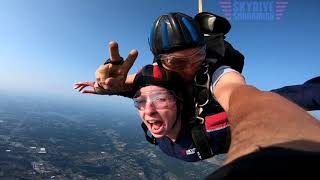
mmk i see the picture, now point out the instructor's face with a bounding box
[160,46,206,81]
[134,86,177,138]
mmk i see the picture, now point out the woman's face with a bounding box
[134,86,178,138]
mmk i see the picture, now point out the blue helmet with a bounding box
[149,12,204,56]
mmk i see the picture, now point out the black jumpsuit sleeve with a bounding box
[271,76,320,111]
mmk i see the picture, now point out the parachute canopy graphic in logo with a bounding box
[219,0,288,21]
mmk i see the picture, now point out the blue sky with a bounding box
[0,0,319,100]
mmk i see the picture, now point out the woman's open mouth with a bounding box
[147,120,165,135]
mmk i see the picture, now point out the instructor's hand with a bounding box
[95,41,138,94]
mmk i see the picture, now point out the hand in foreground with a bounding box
[73,81,99,94]
[95,41,138,94]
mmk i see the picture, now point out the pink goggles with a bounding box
[133,91,176,111]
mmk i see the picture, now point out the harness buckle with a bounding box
[194,64,210,107]
[195,116,205,125]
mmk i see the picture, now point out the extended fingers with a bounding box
[74,84,81,89]
[78,85,89,92]
[108,41,138,71]
[123,49,138,72]
[74,82,86,89]
[74,82,94,87]
[108,41,122,63]
[73,82,95,92]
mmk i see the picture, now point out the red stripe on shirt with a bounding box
[205,112,229,132]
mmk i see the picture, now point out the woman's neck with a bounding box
[166,117,181,143]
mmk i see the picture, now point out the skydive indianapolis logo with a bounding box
[219,0,288,21]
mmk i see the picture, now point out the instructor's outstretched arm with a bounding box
[225,85,320,164]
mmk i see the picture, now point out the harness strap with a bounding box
[141,123,157,145]
[190,119,214,159]
[184,83,214,159]
[191,62,230,159]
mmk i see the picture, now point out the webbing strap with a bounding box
[141,123,157,145]
[190,120,214,159]
[184,83,214,159]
